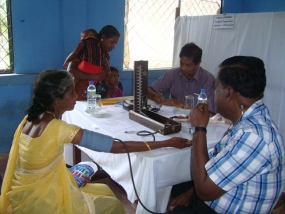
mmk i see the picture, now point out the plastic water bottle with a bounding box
[87,81,96,112]
[197,89,207,104]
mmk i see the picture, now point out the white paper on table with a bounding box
[157,105,176,117]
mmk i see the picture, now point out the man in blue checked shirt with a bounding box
[168,56,285,214]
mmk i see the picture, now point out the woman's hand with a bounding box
[102,58,111,76]
[189,103,210,128]
[81,175,91,187]
[95,71,108,81]
[167,137,192,149]
[167,187,194,211]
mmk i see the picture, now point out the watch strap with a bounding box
[194,127,207,134]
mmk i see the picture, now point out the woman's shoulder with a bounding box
[56,119,80,129]
[44,120,80,135]
[48,120,81,143]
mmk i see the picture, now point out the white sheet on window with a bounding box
[173,12,285,141]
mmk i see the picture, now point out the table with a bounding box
[62,99,229,214]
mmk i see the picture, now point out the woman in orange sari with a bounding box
[0,70,191,214]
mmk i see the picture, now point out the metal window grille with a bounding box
[124,0,221,70]
[0,0,13,74]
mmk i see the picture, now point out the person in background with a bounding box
[96,66,123,98]
[147,42,215,113]
[63,28,100,88]
[0,69,191,214]
[63,28,98,69]
[167,56,285,214]
[67,25,120,100]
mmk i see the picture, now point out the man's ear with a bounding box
[224,86,234,102]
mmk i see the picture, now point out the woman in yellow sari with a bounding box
[0,70,191,214]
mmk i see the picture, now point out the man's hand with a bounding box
[167,187,194,211]
[163,98,184,108]
[153,92,165,105]
[189,103,210,128]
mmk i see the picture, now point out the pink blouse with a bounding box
[110,87,123,98]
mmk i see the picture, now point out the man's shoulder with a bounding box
[199,67,215,76]
[166,67,180,72]
[164,67,181,76]
[197,67,215,80]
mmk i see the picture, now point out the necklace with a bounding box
[224,105,244,136]
[45,111,57,119]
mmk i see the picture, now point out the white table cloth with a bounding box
[62,100,229,214]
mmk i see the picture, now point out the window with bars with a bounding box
[123,0,221,70]
[0,0,13,74]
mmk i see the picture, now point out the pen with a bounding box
[124,131,136,134]
[170,116,179,119]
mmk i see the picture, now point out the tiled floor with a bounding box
[0,153,137,214]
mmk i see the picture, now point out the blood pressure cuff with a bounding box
[79,129,113,152]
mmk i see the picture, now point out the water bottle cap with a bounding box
[200,89,206,93]
[89,81,94,85]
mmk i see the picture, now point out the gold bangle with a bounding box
[144,141,151,151]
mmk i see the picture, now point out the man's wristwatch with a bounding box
[194,127,207,134]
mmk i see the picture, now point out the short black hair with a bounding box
[179,42,202,64]
[110,66,119,73]
[109,66,123,91]
[98,25,120,39]
[218,56,266,99]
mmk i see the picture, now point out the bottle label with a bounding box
[198,100,207,104]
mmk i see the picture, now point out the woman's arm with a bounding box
[110,137,191,153]
[71,128,191,153]
[63,52,77,68]
[67,60,107,81]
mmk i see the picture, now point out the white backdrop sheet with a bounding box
[173,12,285,141]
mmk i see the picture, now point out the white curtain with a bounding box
[173,12,285,140]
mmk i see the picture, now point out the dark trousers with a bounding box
[169,181,217,214]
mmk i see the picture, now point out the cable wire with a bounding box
[113,138,171,214]
[137,130,160,141]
